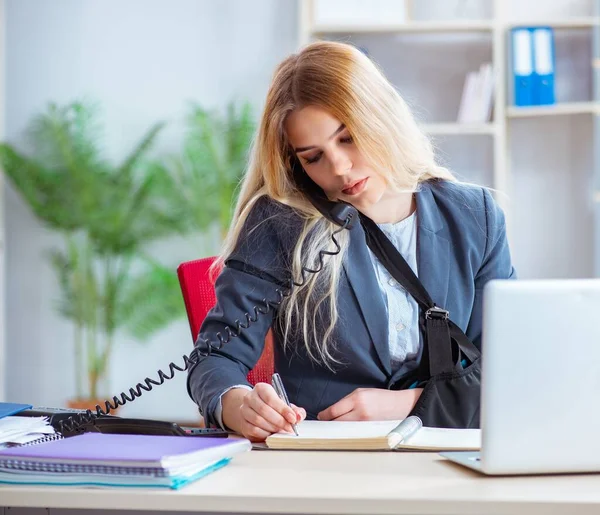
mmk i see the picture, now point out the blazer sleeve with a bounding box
[186,197,298,427]
[466,188,517,350]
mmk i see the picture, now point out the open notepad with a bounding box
[265,416,480,451]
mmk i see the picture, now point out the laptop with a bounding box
[441,278,600,475]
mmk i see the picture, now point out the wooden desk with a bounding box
[2,450,600,514]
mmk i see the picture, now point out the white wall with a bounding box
[4,0,298,420]
[0,0,5,402]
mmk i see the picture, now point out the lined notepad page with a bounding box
[400,427,481,451]
[276,420,402,440]
[267,420,481,451]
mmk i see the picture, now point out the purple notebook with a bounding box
[0,433,250,468]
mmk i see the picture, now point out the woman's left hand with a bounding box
[317,388,423,421]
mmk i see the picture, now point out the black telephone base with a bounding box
[16,407,228,438]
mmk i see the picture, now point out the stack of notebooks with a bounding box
[0,433,251,489]
[265,416,481,451]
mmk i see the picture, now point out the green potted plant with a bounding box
[0,100,181,409]
[0,99,255,410]
[119,101,256,340]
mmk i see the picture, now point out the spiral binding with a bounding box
[0,459,168,477]
[57,211,356,437]
[20,433,63,447]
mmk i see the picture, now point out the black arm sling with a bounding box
[360,213,482,429]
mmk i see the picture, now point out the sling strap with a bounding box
[359,212,480,378]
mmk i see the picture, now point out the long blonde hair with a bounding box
[214,41,455,367]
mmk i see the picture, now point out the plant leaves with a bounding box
[118,260,186,340]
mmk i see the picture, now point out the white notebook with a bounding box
[0,416,59,448]
[265,416,480,451]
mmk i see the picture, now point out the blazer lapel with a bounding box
[343,223,391,376]
[416,182,450,310]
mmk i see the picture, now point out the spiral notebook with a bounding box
[0,432,251,489]
[0,416,61,448]
[266,416,481,451]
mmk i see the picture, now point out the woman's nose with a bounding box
[330,152,352,176]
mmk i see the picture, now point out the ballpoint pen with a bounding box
[271,372,299,436]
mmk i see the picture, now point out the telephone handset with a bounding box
[290,155,358,229]
[47,157,358,439]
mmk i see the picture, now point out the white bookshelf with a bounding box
[422,123,497,135]
[505,17,600,28]
[311,18,600,35]
[311,20,494,34]
[507,101,600,117]
[299,0,600,280]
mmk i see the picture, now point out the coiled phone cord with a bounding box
[57,209,356,436]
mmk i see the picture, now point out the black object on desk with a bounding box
[93,417,228,437]
[16,407,228,438]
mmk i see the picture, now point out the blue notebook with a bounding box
[0,403,32,419]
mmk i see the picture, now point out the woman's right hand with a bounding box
[222,383,306,442]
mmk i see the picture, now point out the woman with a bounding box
[186,41,516,442]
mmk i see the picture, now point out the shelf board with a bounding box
[422,123,496,135]
[506,17,600,29]
[311,20,494,34]
[507,102,599,118]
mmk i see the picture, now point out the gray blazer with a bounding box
[186,179,516,425]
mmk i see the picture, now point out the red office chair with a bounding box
[177,256,275,386]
